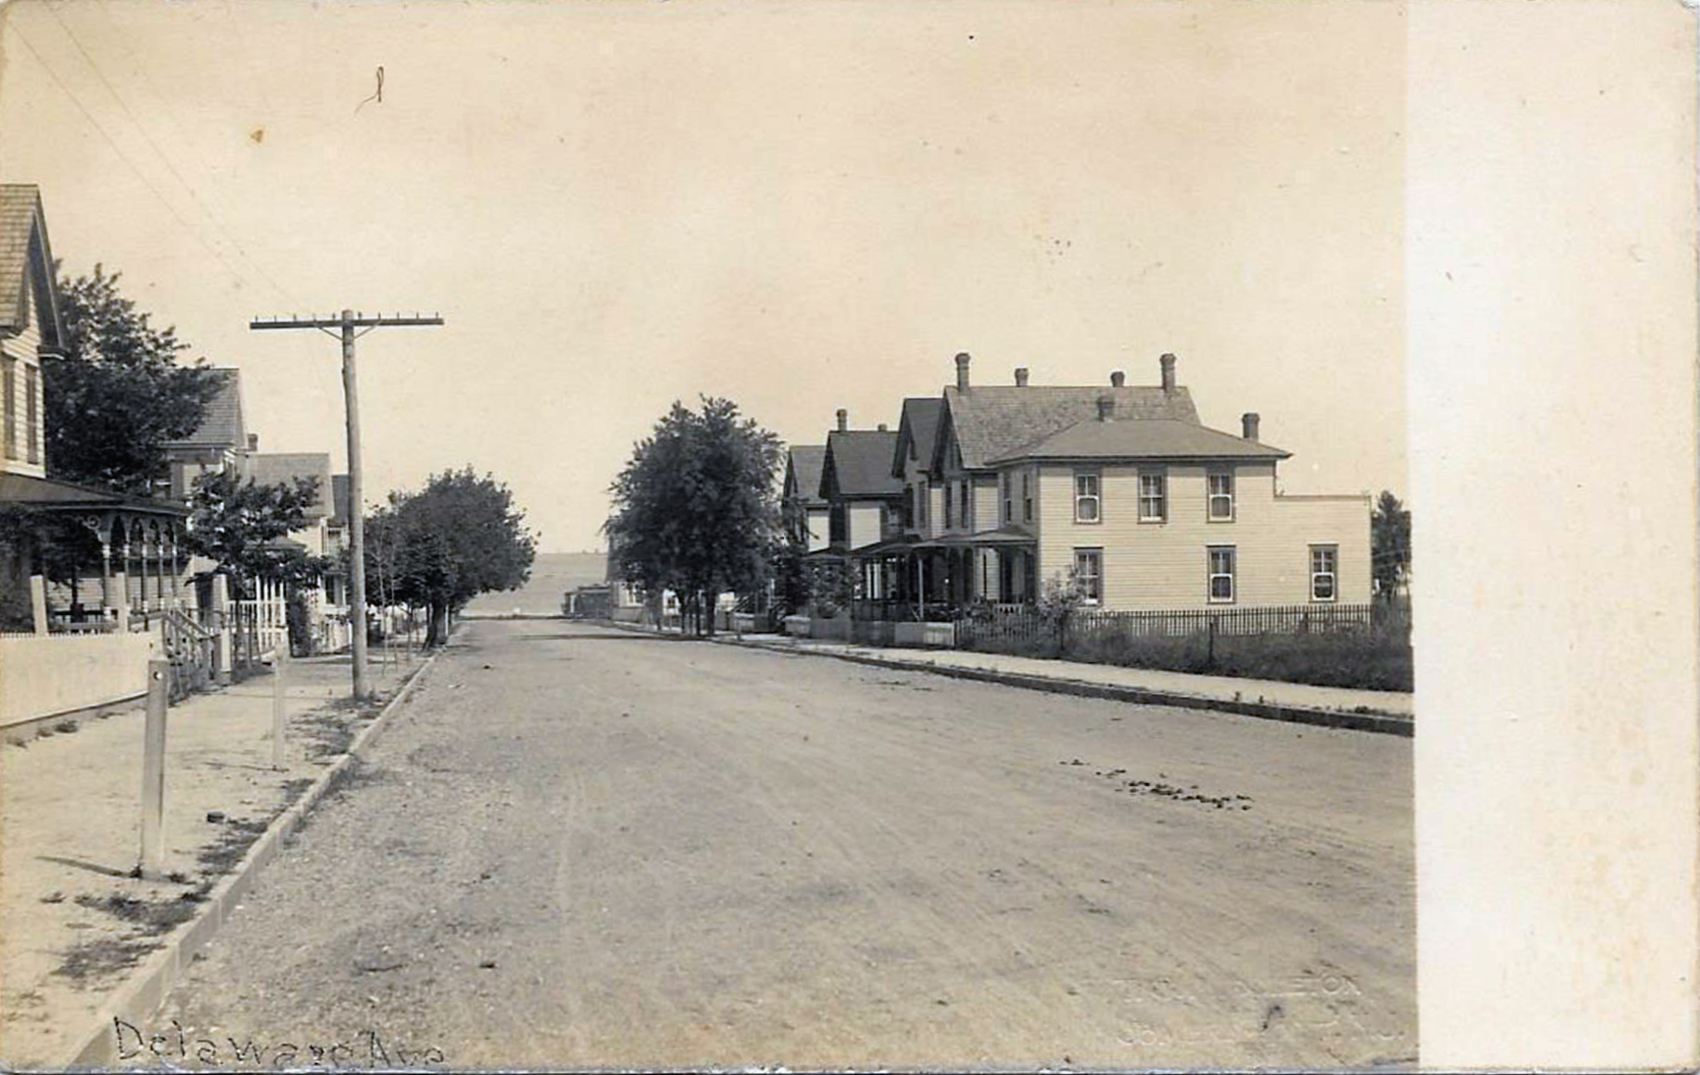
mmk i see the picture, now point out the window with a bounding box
[1208,546,1236,603]
[944,482,954,529]
[1022,470,1032,523]
[1001,471,1012,525]
[960,482,970,528]
[1074,548,1103,604]
[1310,544,1338,602]
[1207,469,1235,521]
[1139,470,1166,522]
[2,356,14,460]
[25,364,39,464]
[1074,471,1101,523]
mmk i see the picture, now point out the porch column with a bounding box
[99,540,113,622]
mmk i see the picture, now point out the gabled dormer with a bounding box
[0,184,67,480]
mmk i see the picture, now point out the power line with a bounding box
[46,2,302,308]
[9,19,278,303]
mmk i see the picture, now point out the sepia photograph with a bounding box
[0,0,1692,1071]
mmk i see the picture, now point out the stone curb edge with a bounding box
[595,622,1412,738]
[738,639,1413,737]
[54,649,445,1073]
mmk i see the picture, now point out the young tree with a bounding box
[183,470,327,598]
[364,468,537,647]
[46,266,223,493]
[606,397,783,636]
[1371,490,1412,601]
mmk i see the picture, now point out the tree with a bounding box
[364,468,537,647]
[183,470,327,598]
[45,265,224,493]
[1371,490,1412,601]
[605,397,783,636]
[1036,570,1087,657]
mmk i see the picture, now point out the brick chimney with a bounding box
[836,409,849,432]
[1096,395,1115,421]
[1109,369,1126,388]
[1242,412,1260,441]
[955,352,971,391]
[1160,353,1177,394]
[877,423,887,432]
[1014,367,1029,387]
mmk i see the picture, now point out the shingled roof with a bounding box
[0,184,65,346]
[822,429,903,499]
[166,368,247,450]
[248,452,333,520]
[990,418,1288,464]
[785,445,827,508]
[891,397,943,478]
[937,383,1201,471]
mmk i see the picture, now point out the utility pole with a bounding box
[250,310,443,701]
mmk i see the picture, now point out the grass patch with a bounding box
[969,616,1412,693]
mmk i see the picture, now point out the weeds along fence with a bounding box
[958,603,1376,648]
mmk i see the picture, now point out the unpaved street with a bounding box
[144,621,1414,1069]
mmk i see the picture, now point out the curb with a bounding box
[597,622,1412,737]
[740,640,1413,737]
[55,649,445,1072]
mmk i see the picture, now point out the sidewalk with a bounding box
[718,631,1413,725]
[0,650,424,1071]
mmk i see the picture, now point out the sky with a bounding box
[0,0,1405,552]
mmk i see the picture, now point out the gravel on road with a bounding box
[139,620,1414,1070]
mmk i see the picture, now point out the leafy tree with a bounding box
[1036,570,1087,656]
[1371,490,1412,601]
[183,470,326,598]
[606,398,783,636]
[45,265,223,493]
[364,468,537,647]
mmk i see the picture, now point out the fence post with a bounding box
[139,659,169,880]
[1208,614,1217,666]
[29,574,48,635]
[212,574,231,686]
[271,642,288,770]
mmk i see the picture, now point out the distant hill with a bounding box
[462,552,606,616]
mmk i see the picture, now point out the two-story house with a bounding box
[862,351,1369,615]
[817,409,904,599]
[781,444,829,552]
[0,184,193,626]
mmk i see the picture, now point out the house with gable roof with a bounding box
[816,408,905,598]
[854,350,1369,615]
[781,443,829,553]
[0,184,197,630]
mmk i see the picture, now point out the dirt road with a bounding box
[140,621,1413,1069]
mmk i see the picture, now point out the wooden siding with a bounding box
[2,270,45,478]
[806,507,830,552]
[1034,461,1369,609]
[848,502,883,550]
[972,475,999,532]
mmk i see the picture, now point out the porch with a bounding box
[847,527,1039,622]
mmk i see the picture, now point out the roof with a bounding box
[892,397,943,478]
[166,368,247,450]
[247,452,333,519]
[990,417,1289,464]
[785,445,827,508]
[0,184,65,346]
[822,429,903,499]
[938,384,1200,471]
[329,474,352,527]
[0,471,188,515]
